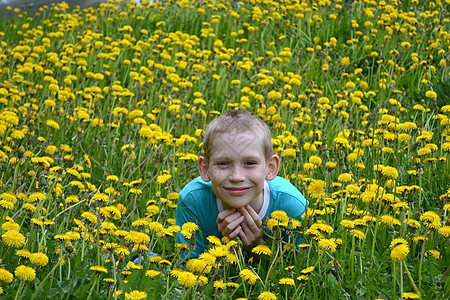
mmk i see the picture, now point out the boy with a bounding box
[175,110,308,258]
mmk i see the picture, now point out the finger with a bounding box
[228,225,242,239]
[219,211,243,228]
[238,228,249,245]
[240,220,251,235]
[239,206,262,230]
[221,215,244,236]
[216,208,237,223]
[245,205,263,227]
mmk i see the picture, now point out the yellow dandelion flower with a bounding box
[103,278,114,284]
[124,290,147,300]
[270,210,288,223]
[0,200,14,210]
[145,270,160,278]
[81,212,97,224]
[297,275,309,281]
[252,244,272,256]
[279,278,295,287]
[402,292,420,299]
[156,174,172,184]
[308,180,326,199]
[207,235,222,246]
[338,173,352,183]
[114,247,130,256]
[318,238,337,253]
[131,218,150,227]
[340,220,355,229]
[239,269,259,285]
[107,175,119,182]
[0,268,14,283]
[92,192,108,202]
[425,90,437,99]
[16,249,31,258]
[438,226,450,237]
[258,291,277,300]
[379,215,401,226]
[381,166,399,180]
[390,244,409,261]
[390,238,408,249]
[420,211,441,229]
[213,280,226,290]
[208,246,228,258]
[30,252,49,267]
[199,252,217,266]
[227,282,239,288]
[349,229,365,240]
[14,265,36,282]
[46,119,60,129]
[2,221,20,232]
[177,271,197,288]
[2,230,26,248]
[90,265,108,273]
[326,161,337,169]
[301,266,315,274]
[186,259,212,274]
[309,156,323,166]
[426,250,440,259]
[282,148,296,158]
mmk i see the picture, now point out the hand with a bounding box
[238,205,263,250]
[216,208,245,239]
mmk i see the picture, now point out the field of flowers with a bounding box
[0,0,449,299]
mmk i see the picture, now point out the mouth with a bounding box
[224,187,250,195]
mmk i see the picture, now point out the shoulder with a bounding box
[179,176,213,202]
[268,177,305,200]
[268,176,309,211]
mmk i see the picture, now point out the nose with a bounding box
[229,165,245,181]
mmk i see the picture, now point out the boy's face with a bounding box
[198,131,280,213]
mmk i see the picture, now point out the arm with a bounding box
[175,195,206,259]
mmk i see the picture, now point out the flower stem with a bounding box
[418,228,428,290]
[371,202,383,260]
[31,259,62,300]
[86,275,99,300]
[400,259,404,299]
[393,261,397,296]
[13,280,25,300]
[350,235,356,285]
[403,260,420,296]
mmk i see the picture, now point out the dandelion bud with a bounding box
[189,235,196,246]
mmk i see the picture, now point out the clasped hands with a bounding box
[216,205,263,250]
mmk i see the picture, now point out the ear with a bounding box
[265,155,280,181]
[198,156,211,182]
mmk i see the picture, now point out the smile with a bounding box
[224,187,250,195]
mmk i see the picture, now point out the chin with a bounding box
[224,201,248,209]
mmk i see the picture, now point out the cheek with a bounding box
[210,168,228,181]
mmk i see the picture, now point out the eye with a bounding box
[245,161,257,166]
[216,161,230,167]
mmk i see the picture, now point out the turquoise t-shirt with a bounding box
[175,176,308,258]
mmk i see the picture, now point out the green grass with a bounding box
[0,0,449,299]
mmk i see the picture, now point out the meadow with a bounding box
[0,0,449,299]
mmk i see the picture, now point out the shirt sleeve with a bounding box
[278,192,309,247]
[286,193,308,222]
[175,192,207,259]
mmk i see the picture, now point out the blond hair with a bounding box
[202,110,273,161]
